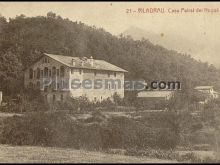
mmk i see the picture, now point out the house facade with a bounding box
[24,53,128,102]
[137,90,174,109]
[194,86,219,103]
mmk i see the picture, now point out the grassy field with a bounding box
[0,145,178,163]
[0,111,217,163]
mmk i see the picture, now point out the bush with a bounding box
[0,111,181,150]
[124,148,178,160]
[56,96,95,113]
[1,89,49,113]
[124,148,220,163]
[0,112,74,146]
[95,97,115,110]
[83,110,106,123]
[112,93,124,106]
[157,128,180,149]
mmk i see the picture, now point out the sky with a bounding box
[0,2,220,66]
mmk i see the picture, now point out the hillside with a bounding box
[0,12,220,96]
[122,26,204,61]
[123,26,220,69]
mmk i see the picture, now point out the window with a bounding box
[61,80,68,89]
[52,67,56,77]
[52,81,56,90]
[108,72,110,78]
[29,82,33,88]
[53,94,56,101]
[114,72,116,77]
[71,68,74,74]
[44,58,49,63]
[64,81,69,89]
[79,69,82,75]
[94,71,97,76]
[37,68,40,79]
[45,94,47,101]
[61,94,63,101]
[29,68,33,79]
[44,67,49,77]
[49,83,52,89]
[44,86,48,92]
[49,69,51,77]
[40,70,43,77]
[33,70,36,79]
[60,66,65,77]
[56,69,60,76]
[36,81,40,89]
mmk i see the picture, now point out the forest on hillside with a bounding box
[0,12,220,96]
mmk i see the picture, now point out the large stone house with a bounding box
[24,53,128,102]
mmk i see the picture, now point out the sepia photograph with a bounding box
[0,1,220,163]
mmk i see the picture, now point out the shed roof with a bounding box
[194,86,213,90]
[137,90,173,98]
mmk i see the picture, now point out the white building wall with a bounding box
[69,69,124,102]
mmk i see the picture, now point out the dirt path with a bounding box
[0,145,177,163]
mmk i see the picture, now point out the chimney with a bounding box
[72,59,75,66]
[90,56,94,67]
[82,57,87,61]
[0,91,2,106]
[80,57,87,66]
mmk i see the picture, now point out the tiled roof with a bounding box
[44,53,128,72]
[137,91,173,98]
[194,86,213,90]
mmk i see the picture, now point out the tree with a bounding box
[1,13,220,100]
[0,15,7,32]
[47,12,56,19]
